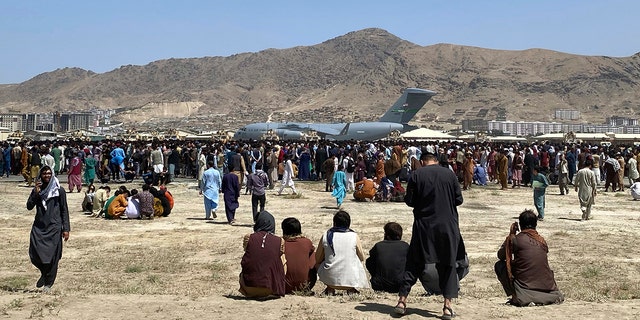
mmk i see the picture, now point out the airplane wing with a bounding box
[306,124,346,136]
[285,123,346,136]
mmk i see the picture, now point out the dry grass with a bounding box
[0,178,639,319]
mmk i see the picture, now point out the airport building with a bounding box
[554,109,580,120]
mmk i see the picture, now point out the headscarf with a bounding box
[253,210,275,234]
[38,165,60,210]
[326,226,354,256]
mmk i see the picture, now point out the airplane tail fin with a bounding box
[378,88,437,124]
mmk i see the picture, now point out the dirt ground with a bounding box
[1,174,639,320]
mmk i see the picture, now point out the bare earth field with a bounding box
[1,175,639,320]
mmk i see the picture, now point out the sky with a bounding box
[1,0,639,84]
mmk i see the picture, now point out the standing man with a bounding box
[221,170,240,225]
[496,149,509,190]
[277,154,298,195]
[322,155,336,192]
[558,152,570,195]
[395,152,465,319]
[200,161,221,220]
[150,144,164,185]
[616,153,626,191]
[266,148,279,189]
[574,159,597,221]
[246,162,268,222]
[566,147,576,185]
[26,166,70,293]
[532,166,549,221]
[51,143,62,175]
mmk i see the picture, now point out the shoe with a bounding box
[42,285,52,294]
[229,219,236,225]
[442,306,456,319]
[538,217,544,221]
[211,210,217,219]
[394,301,406,315]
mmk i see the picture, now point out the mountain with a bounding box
[1,28,639,131]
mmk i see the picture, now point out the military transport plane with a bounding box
[234,88,436,141]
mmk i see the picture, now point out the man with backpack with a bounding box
[343,153,356,192]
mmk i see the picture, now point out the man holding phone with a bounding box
[495,209,563,306]
[27,165,70,293]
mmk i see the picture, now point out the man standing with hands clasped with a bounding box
[395,152,466,319]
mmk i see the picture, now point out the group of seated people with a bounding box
[353,178,405,202]
[240,209,564,310]
[238,210,468,298]
[81,183,174,219]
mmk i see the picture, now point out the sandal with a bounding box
[393,301,406,315]
[441,306,456,320]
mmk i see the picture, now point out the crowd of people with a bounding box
[17,136,640,316]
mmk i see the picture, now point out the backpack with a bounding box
[346,158,356,173]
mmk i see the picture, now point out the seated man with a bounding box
[90,185,110,217]
[82,184,96,214]
[133,184,155,219]
[473,164,487,186]
[107,188,129,219]
[281,217,316,294]
[631,181,640,200]
[366,222,408,292]
[353,178,376,201]
[316,210,369,295]
[495,209,564,306]
[239,211,286,298]
[366,222,468,294]
[124,189,141,219]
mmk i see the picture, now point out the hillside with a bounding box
[1,28,639,131]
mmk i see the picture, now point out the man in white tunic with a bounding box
[574,159,597,221]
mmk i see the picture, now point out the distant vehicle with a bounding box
[234,88,436,141]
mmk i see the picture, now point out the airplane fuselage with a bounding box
[234,121,404,141]
[233,88,437,141]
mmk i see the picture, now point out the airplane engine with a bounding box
[277,129,305,140]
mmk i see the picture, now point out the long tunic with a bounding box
[317,231,369,289]
[201,168,222,205]
[84,156,97,183]
[298,152,311,180]
[27,187,70,277]
[331,170,347,206]
[497,231,561,294]
[222,173,240,212]
[405,164,465,266]
[574,167,596,208]
[283,237,316,293]
[241,231,286,296]
[532,173,549,215]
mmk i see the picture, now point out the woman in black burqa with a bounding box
[26,165,70,293]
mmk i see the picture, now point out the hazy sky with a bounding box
[1,0,639,84]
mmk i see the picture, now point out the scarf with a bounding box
[326,226,354,256]
[504,228,547,281]
[254,210,275,233]
[38,166,60,210]
[605,157,620,171]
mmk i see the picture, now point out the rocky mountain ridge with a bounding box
[1,28,639,131]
